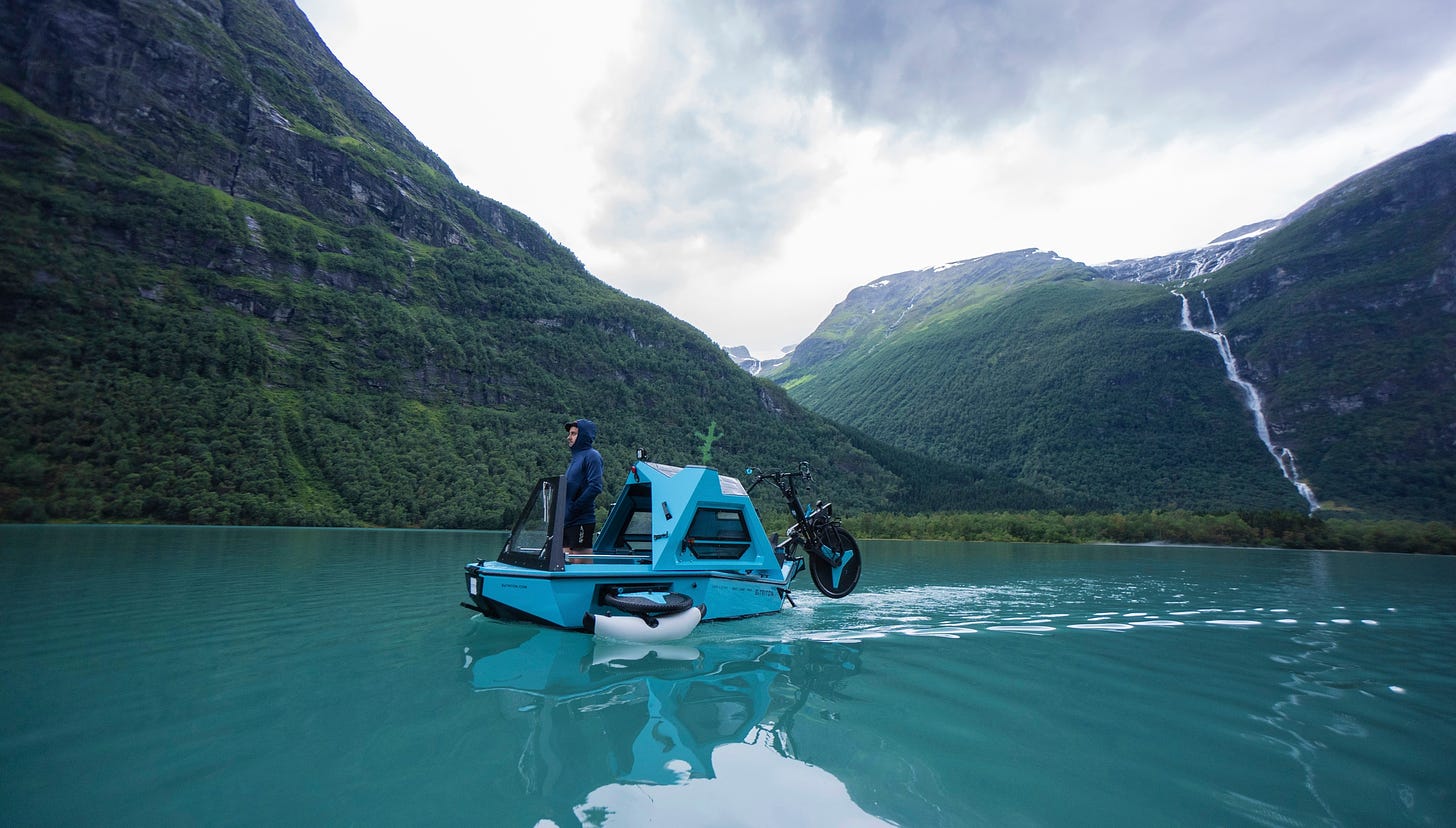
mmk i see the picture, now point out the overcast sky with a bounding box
[294,1,1456,357]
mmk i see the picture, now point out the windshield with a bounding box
[500,476,565,571]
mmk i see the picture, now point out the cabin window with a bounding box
[685,508,751,559]
[603,484,654,552]
[620,510,653,545]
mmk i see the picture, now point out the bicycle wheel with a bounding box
[808,525,862,599]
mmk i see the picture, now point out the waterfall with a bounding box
[1175,291,1320,513]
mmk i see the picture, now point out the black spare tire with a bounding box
[601,591,695,616]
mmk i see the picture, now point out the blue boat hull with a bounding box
[464,559,797,630]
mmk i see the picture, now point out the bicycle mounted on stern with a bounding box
[746,461,863,599]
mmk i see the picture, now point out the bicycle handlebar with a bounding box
[744,462,813,493]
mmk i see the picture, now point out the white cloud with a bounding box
[295,0,1456,358]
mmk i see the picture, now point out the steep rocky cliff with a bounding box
[2,0,567,258]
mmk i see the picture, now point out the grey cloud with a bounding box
[586,6,838,262]
[594,109,822,249]
[586,0,1456,268]
[742,0,1061,134]
[736,0,1456,139]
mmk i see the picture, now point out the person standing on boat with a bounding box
[562,418,604,554]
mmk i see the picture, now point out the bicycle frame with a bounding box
[747,462,863,600]
[747,464,844,567]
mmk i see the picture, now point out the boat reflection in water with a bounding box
[462,623,886,826]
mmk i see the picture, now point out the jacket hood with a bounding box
[567,418,597,450]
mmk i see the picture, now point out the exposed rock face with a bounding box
[1092,236,1266,285]
[0,0,560,258]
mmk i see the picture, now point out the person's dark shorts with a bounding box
[564,524,594,549]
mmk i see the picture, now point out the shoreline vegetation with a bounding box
[840,510,1456,555]
[6,510,1453,556]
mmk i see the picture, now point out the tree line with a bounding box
[840,510,1456,555]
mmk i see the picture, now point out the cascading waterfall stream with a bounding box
[1175,291,1320,513]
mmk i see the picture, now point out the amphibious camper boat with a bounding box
[461,454,862,641]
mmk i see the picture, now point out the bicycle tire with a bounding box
[808,525,862,599]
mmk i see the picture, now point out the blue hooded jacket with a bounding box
[563,418,604,528]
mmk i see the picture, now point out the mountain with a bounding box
[723,345,791,376]
[1092,224,1276,284]
[1158,135,1456,520]
[772,252,1311,514]
[0,0,1019,526]
[770,135,1456,521]
[769,249,1093,379]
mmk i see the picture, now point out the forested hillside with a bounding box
[1177,134,1456,520]
[772,136,1456,521]
[777,257,1309,514]
[0,0,1020,527]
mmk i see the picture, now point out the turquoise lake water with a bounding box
[2,525,1453,826]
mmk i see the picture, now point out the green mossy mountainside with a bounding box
[1185,136,1456,522]
[0,0,1018,527]
[776,256,1311,515]
[772,136,1456,522]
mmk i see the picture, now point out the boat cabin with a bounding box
[497,461,780,576]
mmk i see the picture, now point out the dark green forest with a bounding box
[1189,137,1456,521]
[842,510,1455,555]
[782,269,1311,514]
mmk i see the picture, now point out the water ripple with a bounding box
[788,584,1402,642]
